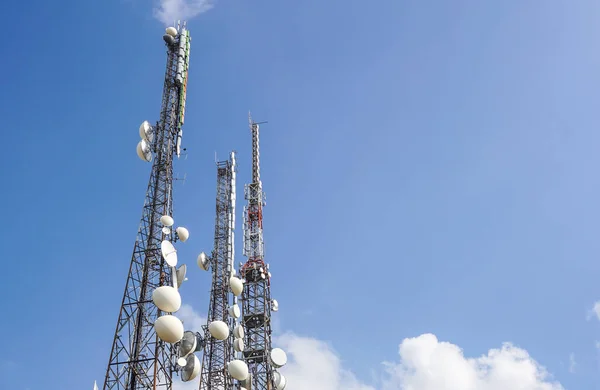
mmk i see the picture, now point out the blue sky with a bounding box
[1,0,600,389]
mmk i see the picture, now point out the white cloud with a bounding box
[277,333,564,390]
[168,306,564,390]
[274,332,376,390]
[177,303,206,333]
[153,0,213,26]
[587,301,600,321]
[568,353,576,374]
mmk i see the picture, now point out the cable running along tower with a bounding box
[103,22,191,390]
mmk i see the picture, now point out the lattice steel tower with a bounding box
[103,22,192,390]
[198,152,238,390]
[238,114,288,390]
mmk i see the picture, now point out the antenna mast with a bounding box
[102,23,192,390]
[238,113,288,390]
[197,152,238,389]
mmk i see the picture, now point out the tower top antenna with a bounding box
[248,111,268,187]
[248,111,268,128]
[239,111,287,389]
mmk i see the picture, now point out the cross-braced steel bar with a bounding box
[240,121,275,390]
[199,153,237,390]
[103,25,191,390]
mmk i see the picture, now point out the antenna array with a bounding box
[102,22,192,390]
[197,152,240,389]
[101,25,288,390]
[237,114,287,390]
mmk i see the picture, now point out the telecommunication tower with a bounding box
[102,22,192,390]
[196,152,238,389]
[99,23,289,389]
[238,113,288,390]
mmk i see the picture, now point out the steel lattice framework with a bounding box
[103,23,191,390]
[240,117,275,390]
[199,153,237,390]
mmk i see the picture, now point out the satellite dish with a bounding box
[197,252,209,271]
[273,371,287,390]
[162,226,171,235]
[233,324,245,339]
[272,299,279,312]
[152,286,181,312]
[228,360,249,380]
[160,215,174,227]
[176,226,189,242]
[136,140,152,162]
[233,338,245,352]
[161,240,178,267]
[208,321,229,340]
[165,26,178,37]
[163,34,175,45]
[228,304,241,319]
[268,272,272,278]
[181,354,201,382]
[179,330,201,358]
[230,276,243,296]
[270,348,287,368]
[139,120,154,142]
[260,273,266,280]
[176,264,187,288]
[154,315,184,343]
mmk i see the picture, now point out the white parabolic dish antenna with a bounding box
[228,360,249,380]
[197,252,209,271]
[161,215,174,227]
[228,304,241,319]
[230,276,243,296]
[161,240,178,266]
[165,26,178,37]
[155,315,184,343]
[208,321,229,340]
[176,226,190,242]
[270,348,287,368]
[234,338,245,352]
[179,330,199,358]
[152,286,181,313]
[139,120,154,142]
[176,264,187,288]
[181,354,201,382]
[233,324,245,339]
[273,371,287,390]
[136,140,152,162]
